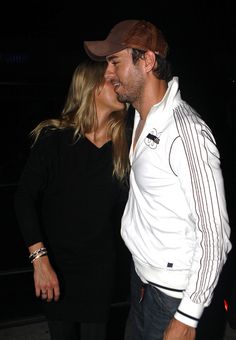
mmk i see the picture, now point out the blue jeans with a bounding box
[48,321,107,340]
[126,263,181,340]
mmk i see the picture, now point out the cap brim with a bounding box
[84,40,126,61]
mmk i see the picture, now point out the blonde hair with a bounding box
[31,59,129,181]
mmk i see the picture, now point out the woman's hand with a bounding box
[32,254,60,302]
[28,242,60,302]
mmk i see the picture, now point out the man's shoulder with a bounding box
[173,100,202,120]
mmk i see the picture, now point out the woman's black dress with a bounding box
[14,128,122,322]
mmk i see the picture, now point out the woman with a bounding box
[14,59,130,340]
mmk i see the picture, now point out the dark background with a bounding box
[1,0,235,178]
[0,0,235,337]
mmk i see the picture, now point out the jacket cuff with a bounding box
[174,295,205,328]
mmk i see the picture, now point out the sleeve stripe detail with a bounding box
[177,309,199,321]
[173,103,222,303]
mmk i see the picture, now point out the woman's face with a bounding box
[95,78,126,113]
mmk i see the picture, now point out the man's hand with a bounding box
[163,318,196,340]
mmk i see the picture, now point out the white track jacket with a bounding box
[121,77,231,327]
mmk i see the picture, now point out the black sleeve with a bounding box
[14,131,53,247]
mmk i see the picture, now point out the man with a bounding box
[84,20,231,340]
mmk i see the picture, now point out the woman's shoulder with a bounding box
[32,127,76,154]
[37,126,74,143]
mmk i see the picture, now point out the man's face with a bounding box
[105,48,145,105]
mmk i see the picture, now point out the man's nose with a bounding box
[104,64,115,81]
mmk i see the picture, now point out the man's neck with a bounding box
[134,78,168,120]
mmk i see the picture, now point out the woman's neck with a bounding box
[85,113,111,148]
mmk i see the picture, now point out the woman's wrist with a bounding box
[29,244,48,263]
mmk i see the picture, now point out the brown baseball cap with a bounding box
[84,20,169,61]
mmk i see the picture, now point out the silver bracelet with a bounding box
[29,247,47,262]
[30,250,48,263]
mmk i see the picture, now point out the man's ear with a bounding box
[144,50,157,72]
